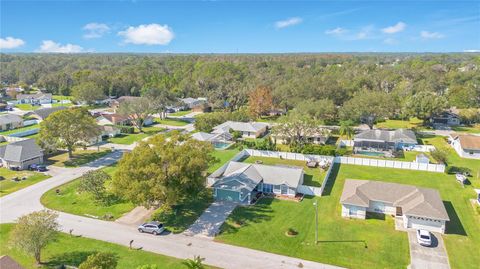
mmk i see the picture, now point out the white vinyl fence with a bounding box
[335,156,445,173]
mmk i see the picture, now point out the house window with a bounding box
[263,184,273,193]
[273,185,281,193]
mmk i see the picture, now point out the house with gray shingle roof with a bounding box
[27,106,67,121]
[354,128,417,151]
[211,161,304,204]
[16,93,52,105]
[0,114,23,131]
[340,179,449,234]
[212,121,268,139]
[0,139,44,170]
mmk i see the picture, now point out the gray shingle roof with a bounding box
[191,131,232,142]
[0,139,43,162]
[16,93,52,100]
[213,121,268,133]
[31,106,66,120]
[354,129,417,144]
[341,179,449,221]
[0,114,23,125]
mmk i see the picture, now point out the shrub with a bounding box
[115,125,134,134]
[430,149,448,164]
[286,227,298,236]
[79,252,117,269]
[445,166,471,175]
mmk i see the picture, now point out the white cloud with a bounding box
[275,17,303,29]
[464,49,480,52]
[118,24,174,45]
[383,38,397,45]
[37,40,84,53]
[325,27,347,35]
[0,37,25,49]
[354,25,374,40]
[420,31,445,39]
[381,22,406,34]
[83,23,110,39]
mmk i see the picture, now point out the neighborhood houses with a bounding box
[212,121,269,139]
[449,133,480,159]
[0,138,44,170]
[353,129,417,153]
[16,93,53,105]
[340,179,450,234]
[0,114,23,131]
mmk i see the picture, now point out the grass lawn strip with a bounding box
[107,126,165,145]
[47,149,111,167]
[0,168,50,197]
[0,224,202,269]
[155,118,189,126]
[167,110,191,117]
[208,148,241,173]
[242,156,326,187]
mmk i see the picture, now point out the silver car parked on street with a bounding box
[138,221,165,235]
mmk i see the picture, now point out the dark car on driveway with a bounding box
[138,221,165,235]
[29,164,48,172]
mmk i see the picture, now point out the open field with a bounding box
[242,156,327,187]
[47,149,111,167]
[0,224,198,269]
[217,161,479,269]
[0,168,50,197]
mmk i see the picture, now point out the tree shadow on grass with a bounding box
[322,163,341,196]
[45,251,97,267]
[218,198,274,235]
[366,212,386,221]
[303,174,321,187]
[444,201,467,236]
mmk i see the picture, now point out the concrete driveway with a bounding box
[407,231,450,269]
[183,201,237,238]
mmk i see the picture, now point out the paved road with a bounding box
[0,151,343,269]
[407,231,450,269]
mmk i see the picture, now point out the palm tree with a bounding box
[182,256,205,269]
[339,120,354,140]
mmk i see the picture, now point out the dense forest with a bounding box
[1,53,479,119]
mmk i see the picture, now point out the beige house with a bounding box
[0,114,23,131]
[340,179,449,234]
[212,121,268,139]
[449,133,480,159]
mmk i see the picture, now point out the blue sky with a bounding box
[0,1,479,53]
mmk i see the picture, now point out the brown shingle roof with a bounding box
[455,134,480,150]
[341,179,449,221]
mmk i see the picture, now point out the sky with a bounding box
[0,1,479,53]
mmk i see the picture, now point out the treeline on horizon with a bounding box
[1,53,479,114]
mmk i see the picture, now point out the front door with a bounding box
[396,207,403,216]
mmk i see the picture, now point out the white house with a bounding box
[16,93,52,105]
[449,133,480,159]
[340,179,450,234]
[212,121,268,139]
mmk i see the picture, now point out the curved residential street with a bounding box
[0,151,343,269]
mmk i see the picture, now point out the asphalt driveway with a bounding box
[407,231,450,269]
[183,201,237,238]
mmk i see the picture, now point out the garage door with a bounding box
[408,218,443,233]
[216,189,241,202]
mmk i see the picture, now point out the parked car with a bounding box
[29,164,48,172]
[416,229,432,246]
[138,221,165,235]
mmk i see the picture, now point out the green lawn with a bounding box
[375,117,423,129]
[168,110,191,117]
[47,149,111,167]
[0,168,50,197]
[217,162,480,269]
[15,104,36,111]
[155,118,189,126]
[0,123,39,136]
[41,164,134,220]
[52,95,72,101]
[152,189,213,233]
[208,148,241,173]
[0,224,200,269]
[351,150,436,163]
[242,156,327,187]
[452,124,480,134]
[52,102,73,107]
[107,126,165,145]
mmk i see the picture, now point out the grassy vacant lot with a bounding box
[217,162,480,269]
[41,164,134,220]
[168,109,191,116]
[375,117,423,129]
[47,149,111,167]
[242,156,327,187]
[208,148,241,173]
[152,189,213,233]
[0,123,39,136]
[155,118,189,126]
[108,126,165,145]
[0,224,195,269]
[0,168,50,197]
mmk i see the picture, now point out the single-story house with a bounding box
[4,87,24,98]
[109,96,140,111]
[415,153,430,164]
[0,255,24,269]
[96,113,130,126]
[181,97,207,109]
[191,131,232,148]
[272,129,331,145]
[354,129,417,151]
[27,106,67,121]
[340,179,450,234]
[449,133,480,159]
[431,111,461,126]
[0,114,23,131]
[16,93,52,105]
[211,161,304,204]
[100,125,121,138]
[212,121,269,139]
[0,139,44,170]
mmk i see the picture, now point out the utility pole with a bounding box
[313,200,318,245]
